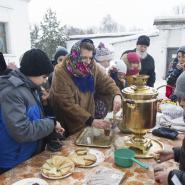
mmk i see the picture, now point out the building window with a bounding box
[0,23,7,53]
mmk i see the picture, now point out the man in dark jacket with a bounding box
[121,35,156,87]
[154,71,185,185]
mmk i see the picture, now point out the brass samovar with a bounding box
[117,75,163,157]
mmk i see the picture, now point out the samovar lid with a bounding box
[122,75,158,100]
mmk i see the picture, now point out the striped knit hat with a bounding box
[95,42,114,62]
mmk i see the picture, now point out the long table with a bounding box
[0,131,184,185]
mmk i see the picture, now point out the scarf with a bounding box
[66,39,95,93]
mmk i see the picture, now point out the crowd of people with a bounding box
[0,35,185,185]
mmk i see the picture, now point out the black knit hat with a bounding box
[54,47,68,63]
[0,52,7,74]
[136,35,150,46]
[20,49,54,76]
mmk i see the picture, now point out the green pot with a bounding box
[114,148,149,169]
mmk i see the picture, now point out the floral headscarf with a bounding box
[66,39,95,93]
[66,39,95,77]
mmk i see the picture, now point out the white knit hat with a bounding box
[114,59,127,74]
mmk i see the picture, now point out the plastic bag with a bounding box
[160,103,184,119]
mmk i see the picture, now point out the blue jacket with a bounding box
[0,70,54,169]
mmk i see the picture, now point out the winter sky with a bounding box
[29,0,185,31]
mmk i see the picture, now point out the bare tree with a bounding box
[173,4,185,15]
[118,25,126,32]
[64,25,85,35]
[86,27,98,34]
[99,14,126,33]
[100,14,118,33]
[64,25,97,36]
[129,26,143,32]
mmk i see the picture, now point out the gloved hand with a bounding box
[46,130,65,152]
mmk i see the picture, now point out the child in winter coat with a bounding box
[0,49,64,174]
[109,59,127,90]
[121,52,141,86]
[95,42,114,69]
[121,52,141,76]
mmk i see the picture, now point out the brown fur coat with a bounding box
[49,59,121,136]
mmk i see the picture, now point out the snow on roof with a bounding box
[154,16,185,25]
[111,30,159,45]
[20,0,31,2]
[69,31,142,40]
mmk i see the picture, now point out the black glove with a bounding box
[46,130,65,152]
[152,127,178,140]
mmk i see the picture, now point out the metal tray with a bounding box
[75,127,113,148]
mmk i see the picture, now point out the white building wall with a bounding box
[148,33,167,80]
[167,29,185,47]
[111,39,136,59]
[0,0,31,65]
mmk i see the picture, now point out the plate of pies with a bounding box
[41,155,75,180]
[68,148,105,168]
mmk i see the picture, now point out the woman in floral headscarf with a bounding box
[49,39,122,136]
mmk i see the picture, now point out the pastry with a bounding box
[68,153,86,166]
[75,148,88,155]
[41,155,74,178]
[68,149,97,167]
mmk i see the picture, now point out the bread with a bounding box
[52,156,66,168]
[68,149,97,167]
[84,154,97,162]
[75,148,88,155]
[68,153,86,167]
[41,155,74,178]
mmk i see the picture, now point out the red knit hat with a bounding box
[127,52,140,64]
